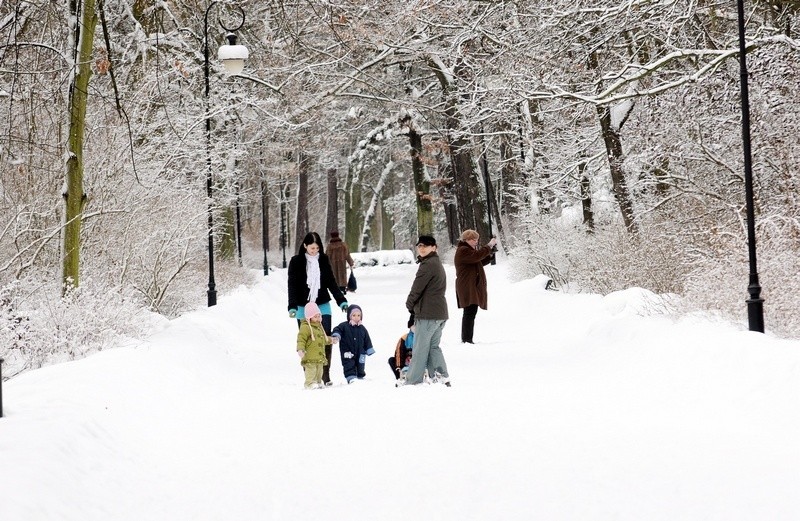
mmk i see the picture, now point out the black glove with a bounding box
[408,313,415,328]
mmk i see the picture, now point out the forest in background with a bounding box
[1,0,799,377]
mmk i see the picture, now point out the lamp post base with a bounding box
[747,297,764,333]
[208,288,217,307]
[0,358,4,418]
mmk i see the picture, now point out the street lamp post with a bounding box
[203,2,248,306]
[0,358,4,418]
[261,176,269,276]
[280,178,288,268]
[735,0,765,332]
[235,182,243,267]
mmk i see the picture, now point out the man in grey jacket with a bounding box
[402,235,451,386]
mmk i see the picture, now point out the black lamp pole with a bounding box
[261,176,269,276]
[203,2,246,306]
[235,182,243,267]
[736,0,765,332]
[280,178,287,268]
[203,2,219,306]
[0,358,4,418]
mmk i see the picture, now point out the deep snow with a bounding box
[2,260,799,520]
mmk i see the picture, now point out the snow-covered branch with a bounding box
[531,34,799,106]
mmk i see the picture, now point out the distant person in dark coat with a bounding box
[288,232,348,385]
[326,230,355,294]
[454,229,497,344]
[401,235,450,387]
[331,304,375,383]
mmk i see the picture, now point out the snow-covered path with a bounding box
[2,261,799,520]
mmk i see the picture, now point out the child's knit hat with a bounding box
[304,302,321,318]
[347,304,363,324]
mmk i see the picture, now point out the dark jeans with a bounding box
[297,314,333,383]
[461,304,478,343]
[388,357,401,379]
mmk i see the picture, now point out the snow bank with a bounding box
[351,249,415,267]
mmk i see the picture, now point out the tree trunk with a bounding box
[361,211,374,252]
[589,50,637,234]
[219,206,235,260]
[372,199,382,249]
[294,150,309,251]
[478,125,505,245]
[578,155,594,231]
[325,167,338,238]
[597,105,637,233]
[359,160,394,252]
[62,0,98,291]
[344,162,362,251]
[408,125,433,236]
[436,152,459,245]
[498,120,522,223]
[220,171,238,262]
[380,197,394,250]
[525,99,553,214]
[280,176,290,267]
[448,134,487,239]
[428,59,488,240]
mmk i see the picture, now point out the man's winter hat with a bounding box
[347,304,363,322]
[330,230,340,239]
[304,302,321,318]
[416,235,437,247]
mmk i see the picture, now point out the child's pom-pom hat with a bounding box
[304,302,321,318]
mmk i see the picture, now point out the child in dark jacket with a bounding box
[388,317,415,380]
[331,304,375,383]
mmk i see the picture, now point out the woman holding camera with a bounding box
[453,229,497,344]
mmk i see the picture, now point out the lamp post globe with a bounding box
[218,33,249,75]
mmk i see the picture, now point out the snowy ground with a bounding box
[2,260,799,520]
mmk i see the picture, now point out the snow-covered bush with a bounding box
[0,277,161,380]
[508,214,687,296]
[682,220,800,338]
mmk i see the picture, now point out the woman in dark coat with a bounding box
[453,229,496,344]
[288,232,348,385]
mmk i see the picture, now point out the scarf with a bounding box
[305,252,321,302]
